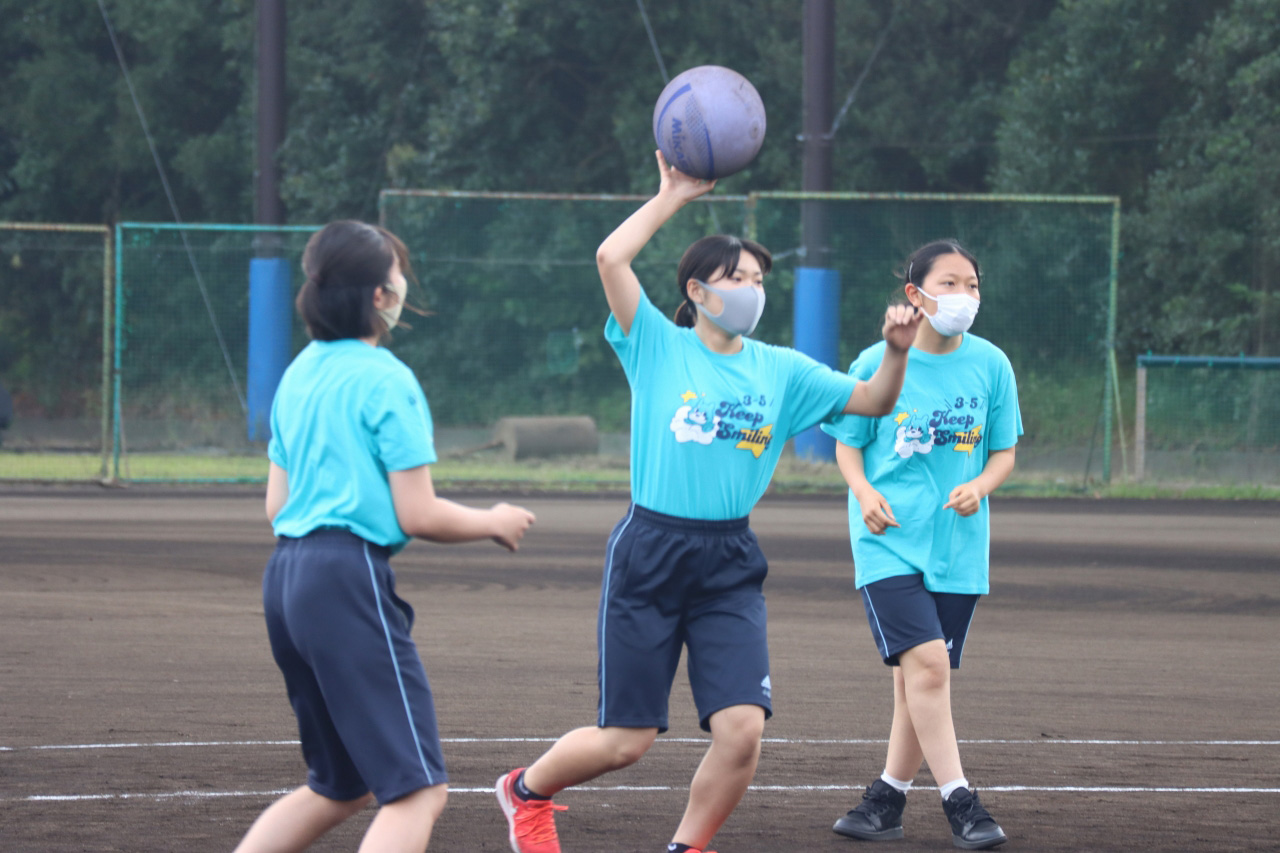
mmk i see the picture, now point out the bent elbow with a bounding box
[596,244,628,272]
[396,510,430,541]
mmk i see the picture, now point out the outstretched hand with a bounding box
[490,502,536,551]
[655,150,716,203]
[882,303,923,352]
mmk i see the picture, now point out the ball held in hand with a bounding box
[652,65,766,180]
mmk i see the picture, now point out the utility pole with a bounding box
[795,0,840,461]
[247,0,290,442]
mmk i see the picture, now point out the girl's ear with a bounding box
[686,279,704,305]
[904,283,922,308]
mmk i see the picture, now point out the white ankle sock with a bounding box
[939,777,969,800]
[880,771,912,793]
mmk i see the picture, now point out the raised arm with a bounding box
[596,150,716,335]
[841,304,922,416]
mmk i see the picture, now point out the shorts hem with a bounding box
[376,776,449,805]
[881,631,947,667]
[598,717,667,734]
[697,700,772,733]
[307,780,369,803]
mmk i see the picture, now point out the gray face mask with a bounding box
[694,280,766,337]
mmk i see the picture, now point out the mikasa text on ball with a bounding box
[652,66,766,180]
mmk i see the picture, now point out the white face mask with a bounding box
[378,275,407,331]
[695,280,766,337]
[918,289,979,337]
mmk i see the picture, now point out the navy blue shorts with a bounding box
[262,530,446,804]
[597,504,773,734]
[859,573,980,669]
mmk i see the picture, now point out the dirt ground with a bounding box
[1,487,1277,852]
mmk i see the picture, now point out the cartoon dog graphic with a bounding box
[894,423,936,459]
[670,405,720,445]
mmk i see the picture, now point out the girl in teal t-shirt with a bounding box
[822,240,1021,850]
[237,220,535,853]
[495,152,923,853]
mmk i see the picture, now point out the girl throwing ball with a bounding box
[494,152,921,853]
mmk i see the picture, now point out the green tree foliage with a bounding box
[2,0,1277,389]
[0,0,248,223]
[2,0,1059,223]
[1127,0,1280,356]
[993,0,1278,358]
[0,0,248,418]
[386,0,1055,199]
[992,0,1226,201]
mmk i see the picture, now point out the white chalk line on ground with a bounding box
[16,784,1280,803]
[8,737,1277,804]
[3,736,1278,752]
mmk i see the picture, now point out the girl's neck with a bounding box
[694,319,743,355]
[912,322,963,355]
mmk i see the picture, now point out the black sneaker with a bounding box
[942,787,1007,850]
[832,779,906,841]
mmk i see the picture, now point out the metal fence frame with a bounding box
[0,222,113,481]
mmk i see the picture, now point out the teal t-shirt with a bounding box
[606,289,858,520]
[267,339,437,550]
[821,334,1022,594]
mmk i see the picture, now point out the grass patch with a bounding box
[2,451,1277,500]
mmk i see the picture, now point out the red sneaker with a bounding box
[496,768,567,853]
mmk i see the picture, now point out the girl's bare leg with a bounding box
[895,639,964,786]
[522,725,659,795]
[358,784,447,853]
[670,704,766,850]
[234,786,373,853]
[883,665,926,783]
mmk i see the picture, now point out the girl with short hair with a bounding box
[236,220,535,853]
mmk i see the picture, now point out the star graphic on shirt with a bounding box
[894,412,910,425]
[736,424,774,459]
[681,390,698,403]
[952,424,983,454]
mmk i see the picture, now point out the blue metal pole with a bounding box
[793,266,841,460]
[247,258,291,441]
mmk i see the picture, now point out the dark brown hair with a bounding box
[900,239,981,288]
[673,234,773,328]
[296,220,413,341]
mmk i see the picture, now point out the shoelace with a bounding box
[860,785,899,815]
[950,793,993,825]
[515,799,568,843]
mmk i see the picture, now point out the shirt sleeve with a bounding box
[364,369,437,472]
[604,287,669,381]
[820,348,881,448]
[267,391,287,468]
[782,348,861,439]
[985,350,1023,451]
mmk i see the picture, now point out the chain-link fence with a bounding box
[0,223,112,481]
[111,224,318,481]
[384,190,1121,483]
[1135,355,1280,484]
[9,194,1123,485]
